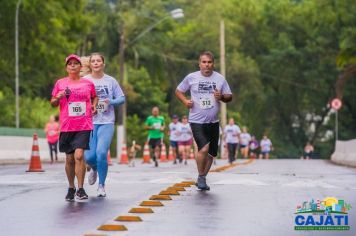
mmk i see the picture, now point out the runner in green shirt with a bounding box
[145,106,165,167]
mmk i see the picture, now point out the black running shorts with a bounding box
[59,130,91,154]
[149,138,162,149]
[190,122,220,157]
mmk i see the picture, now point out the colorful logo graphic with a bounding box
[294,197,352,231]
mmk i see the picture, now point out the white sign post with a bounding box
[331,98,342,141]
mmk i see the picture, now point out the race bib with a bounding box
[96,100,109,114]
[48,130,56,136]
[153,122,161,130]
[68,102,86,117]
[199,97,214,109]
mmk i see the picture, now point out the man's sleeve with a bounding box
[221,79,232,95]
[176,75,190,92]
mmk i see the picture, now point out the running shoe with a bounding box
[196,176,210,191]
[184,160,188,165]
[65,188,76,202]
[173,160,177,164]
[97,185,106,197]
[154,160,159,167]
[88,169,97,185]
[76,188,89,200]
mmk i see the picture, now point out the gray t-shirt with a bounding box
[240,132,251,146]
[179,123,193,141]
[84,74,124,124]
[224,124,241,144]
[177,71,232,123]
[169,122,181,141]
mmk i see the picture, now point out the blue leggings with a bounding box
[85,124,114,185]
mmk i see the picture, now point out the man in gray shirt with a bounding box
[175,51,233,190]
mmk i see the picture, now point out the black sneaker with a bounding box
[173,160,177,164]
[154,160,159,167]
[76,188,88,200]
[184,160,188,165]
[197,176,210,191]
[65,188,76,202]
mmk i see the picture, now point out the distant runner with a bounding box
[260,134,273,159]
[240,127,251,159]
[145,106,165,167]
[223,118,241,164]
[44,114,60,163]
[168,114,181,164]
[178,115,193,165]
[249,135,259,159]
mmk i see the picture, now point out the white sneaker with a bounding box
[88,169,97,185]
[97,185,106,197]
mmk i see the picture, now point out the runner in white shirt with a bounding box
[260,134,273,159]
[240,127,251,159]
[176,51,232,191]
[178,115,193,165]
[168,115,181,164]
[223,118,241,164]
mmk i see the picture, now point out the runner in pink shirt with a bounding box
[51,54,98,201]
[44,115,60,163]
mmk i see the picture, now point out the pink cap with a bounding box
[65,54,81,65]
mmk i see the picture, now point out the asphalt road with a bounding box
[0,159,355,236]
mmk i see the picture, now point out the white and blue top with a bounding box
[169,122,181,141]
[84,74,125,124]
[224,124,241,144]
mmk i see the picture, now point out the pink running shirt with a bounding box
[52,77,96,132]
[45,122,59,143]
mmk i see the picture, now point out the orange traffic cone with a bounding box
[160,143,167,162]
[189,148,195,159]
[107,150,113,166]
[168,146,174,161]
[142,142,151,164]
[27,133,44,172]
[119,142,129,164]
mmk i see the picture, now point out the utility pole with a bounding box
[117,23,125,160]
[15,0,22,128]
[220,20,227,158]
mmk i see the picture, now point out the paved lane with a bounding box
[0,159,355,236]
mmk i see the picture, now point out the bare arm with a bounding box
[50,91,65,107]
[175,89,193,108]
[91,96,98,115]
[214,89,233,103]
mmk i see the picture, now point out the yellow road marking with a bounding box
[174,183,191,187]
[159,190,180,195]
[114,215,142,222]
[129,207,154,213]
[149,195,172,200]
[140,200,164,206]
[97,224,127,231]
[167,186,186,191]
[210,159,254,172]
